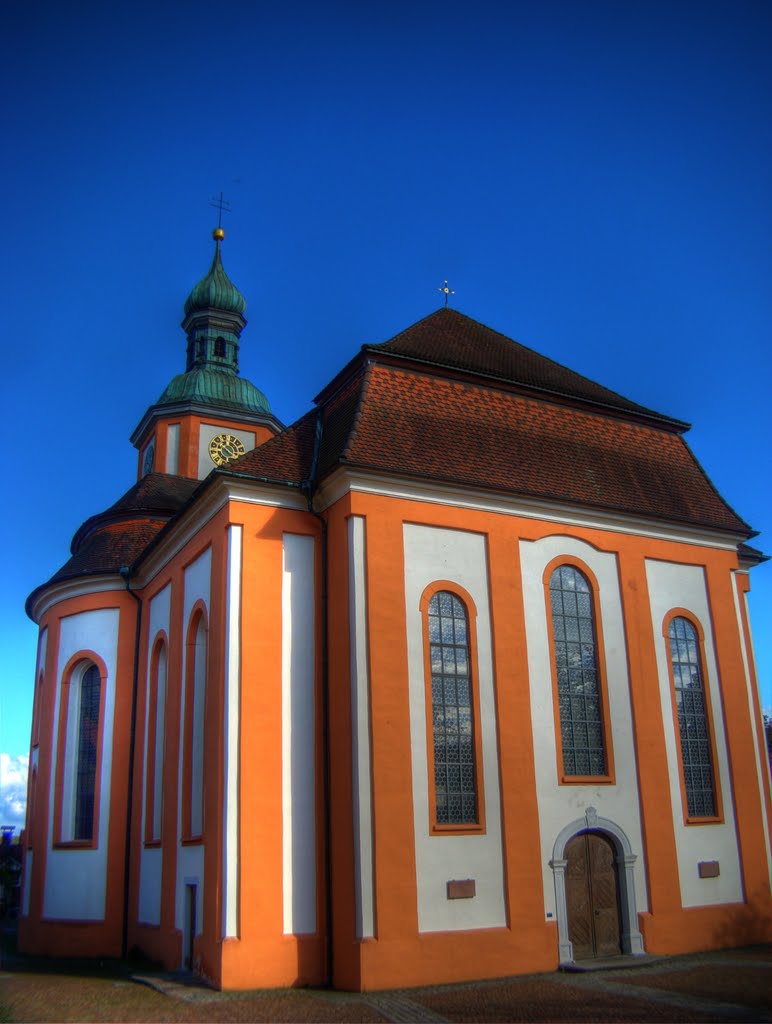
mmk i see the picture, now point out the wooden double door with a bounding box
[565,831,622,960]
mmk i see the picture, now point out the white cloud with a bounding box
[0,753,28,832]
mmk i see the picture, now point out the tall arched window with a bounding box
[73,664,101,841]
[145,639,167,844]
[183,612,207,840]
[548,564,608,778]
[54,658,104,845]
[667,615,717,819]
[425,590,481,829]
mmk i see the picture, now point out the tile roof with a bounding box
[230,409,317,484]
[27,474,200,615]
[234,361,749,536]
[29,311,753,620]
[70,472,200,552]
[52,521,168,584]
[359,308,686,428]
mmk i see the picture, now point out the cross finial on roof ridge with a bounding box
[438,279,455,308]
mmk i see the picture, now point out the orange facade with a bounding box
[19,272,771,990]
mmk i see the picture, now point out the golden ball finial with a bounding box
[213,226,225,241]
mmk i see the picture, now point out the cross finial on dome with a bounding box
[210,191,231,234]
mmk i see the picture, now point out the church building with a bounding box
[19,228,772,991]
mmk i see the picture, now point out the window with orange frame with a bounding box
[53,656,106,847]
[421,583,485,834]
[664,611,722,823]
[545,559,615,784]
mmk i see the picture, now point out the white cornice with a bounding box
[314,468,745,551]
[133,478,307,587]
[32,465,745,621]
[129,404,284,449]
[29,576,126,624]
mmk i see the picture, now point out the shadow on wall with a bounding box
[710,889,772,949]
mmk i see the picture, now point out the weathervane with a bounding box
[438,279,455,307]
[209,191,232,235]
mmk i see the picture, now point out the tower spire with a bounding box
[181,226,247,374]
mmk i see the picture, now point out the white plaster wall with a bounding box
[44,607,120,920]
[60,683,82,839]
[189,620,206,837]
[519,536,649,918]
[166,424,180,474]
[175,846,205,940]
[281,534,317,935]
[403,524,506,933]
[138,583,171,926]
[348,516,375,939]
[150,647,167,840]
[646,559,743,906]
[175,548,211,939]
[222,525,242,938]
[197,425,256,479]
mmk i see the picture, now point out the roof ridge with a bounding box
[365,307,687,430]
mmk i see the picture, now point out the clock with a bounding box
[208,433,246,466]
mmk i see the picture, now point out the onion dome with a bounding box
[183,229,246,317]
[157,367,271,414]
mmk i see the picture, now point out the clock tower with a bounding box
[130,228,282,480]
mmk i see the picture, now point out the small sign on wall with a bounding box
[447,879,476,900]
[698,861,720,878]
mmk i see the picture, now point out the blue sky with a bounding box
[2,1,770,798]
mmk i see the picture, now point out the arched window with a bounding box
[73,664,101,841]
[183,612,207,840]
[54,658,105,846]
[145,639,167,844]
[548,565,608,778]
[425,590,480,828]
[214,336,226,359]
[667,616,717,819]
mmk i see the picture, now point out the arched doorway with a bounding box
[565,831,621,960]
[550,807,646,964]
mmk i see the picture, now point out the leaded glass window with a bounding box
[549,565,607,777]
[428,591,477,825]
[668,617,716,818]
[74,664,101,841]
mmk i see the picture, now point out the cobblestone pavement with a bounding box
[0,944,769,1022]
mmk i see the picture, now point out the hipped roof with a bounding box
[233,309,749,536]
[30,308,754,615]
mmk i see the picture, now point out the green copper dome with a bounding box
[183,239,247,317]
[157,368,271,413]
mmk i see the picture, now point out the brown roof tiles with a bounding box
[359,308,687,428]
[234,359,749,535]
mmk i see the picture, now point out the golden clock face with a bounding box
[209,433,246,466]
